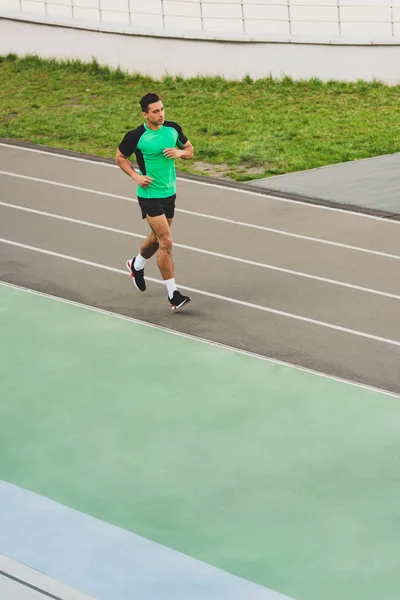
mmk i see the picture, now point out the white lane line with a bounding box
[1,170,400,261]
[1,237,400,348]
[1,142,400,224]
[0,170,132,201]
[177,208,400,260]
[1,280,399,400]
[2,201,400,301]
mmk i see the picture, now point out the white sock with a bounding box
[164,278,178,298]
[133,253,147,270]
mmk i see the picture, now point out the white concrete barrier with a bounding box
[1,2,400,83]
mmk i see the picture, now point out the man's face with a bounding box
[143,101,165,125]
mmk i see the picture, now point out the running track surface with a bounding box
[1,142,399,394]
[1,141,400,600]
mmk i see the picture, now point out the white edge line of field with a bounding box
[1,170,400,262]
[1,279,399,400]
[2,236,400,353]
[2,200,399,301]
[0,554,98,600]
[1,141,400,225]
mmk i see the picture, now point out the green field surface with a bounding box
[1,283,400,600]
[1,54,399,181]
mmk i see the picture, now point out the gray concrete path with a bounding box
[250,153,400,217]
[1,141,400,393]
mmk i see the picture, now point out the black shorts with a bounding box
[137,195,176,220]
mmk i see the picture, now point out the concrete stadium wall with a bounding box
[1,14,400,84]
[3,0,400,38]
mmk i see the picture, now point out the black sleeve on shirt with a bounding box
[118,125,146,157]
[164,121,189,147]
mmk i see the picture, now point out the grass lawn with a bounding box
[1,54,399,181]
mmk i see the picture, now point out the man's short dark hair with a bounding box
[140,93,160,113]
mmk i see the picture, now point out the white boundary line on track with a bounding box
[1,142,400,225]
[2,201,400,301]
[1,170,400,262]
[1,237,400,348]
[1,279,399,399]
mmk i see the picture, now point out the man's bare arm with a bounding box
[163,140,194,160]
[180,140,194,160]
[115,149,153,187]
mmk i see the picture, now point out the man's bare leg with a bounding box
[127,230,159,292]
[146,214,174,279]
[138,231,159,261]
[127,217,172,291]
[146,214,190,309]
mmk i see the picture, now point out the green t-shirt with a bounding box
[118,121,188,199]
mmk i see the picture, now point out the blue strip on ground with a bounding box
[0,482,294,600]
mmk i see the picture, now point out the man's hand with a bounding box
[163,148,184,160]
[115,150,153,187]
[134,174,153,188]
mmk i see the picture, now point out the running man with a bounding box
[116,93,194,310]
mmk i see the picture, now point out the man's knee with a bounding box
[158,235,173,251]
